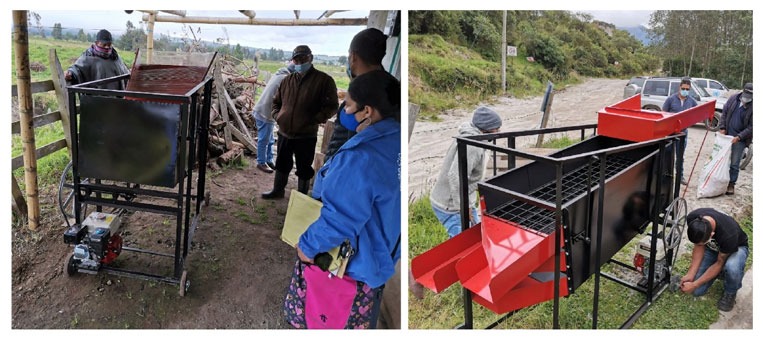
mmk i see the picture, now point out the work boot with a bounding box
[297,179,310,195]
[256,163,273,173]
[266,161,276,170]
[262,171,288,199]
[726,183,735,195]
[717,292,736,312]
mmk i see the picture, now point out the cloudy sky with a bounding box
[31,10,374,56]
[586,10,654,28]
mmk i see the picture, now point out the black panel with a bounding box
[78,95,182,187]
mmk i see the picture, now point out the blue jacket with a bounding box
[299,118,401,288]
[662,93,698,113]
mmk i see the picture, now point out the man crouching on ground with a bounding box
[680,208,749,312]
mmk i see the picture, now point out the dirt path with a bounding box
[407,77,753,328]
[11,159,298,329]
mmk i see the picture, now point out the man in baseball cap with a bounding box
[719,82,753,195]
[262,45,338,199]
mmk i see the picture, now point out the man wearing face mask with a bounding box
[65,29,130,90]
[719,83,753,195]
[323,28,388,164]
[662,77,697,185]
[263,45,338,199]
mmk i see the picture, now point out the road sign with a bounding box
[507,45,517,57]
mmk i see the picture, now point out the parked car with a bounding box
[692,77,731,98]
[623,76,651,98]
[623,77,726,131]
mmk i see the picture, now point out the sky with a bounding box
[585,10,654,28]
[31,10,375,56]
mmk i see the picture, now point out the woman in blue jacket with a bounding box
[284,70,401,329]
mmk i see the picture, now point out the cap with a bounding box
[472,106,502,131]
[740,82,753,102]
[96,29,112,43]
[291,45,312,60]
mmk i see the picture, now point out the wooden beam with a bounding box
[11,80,54,96]
[142,14,367,26]
[11,111,61,134]
[225,125,257,154]
[146,12,155,63]
[159,10,186,17]
[49,48,73,156]
[221,86,253,143]
[11,139,68,170]
[213,63,233,149]
[239,10,256,19]
[407,103,420,142]
[13,10,39,230]
[11,175,27,217]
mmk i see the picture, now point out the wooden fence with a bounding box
[11,49,72,218]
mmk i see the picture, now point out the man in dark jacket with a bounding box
[65,29,129,89]
[719,83,753,195]
[262,45,338,199]
[324,28,388,163]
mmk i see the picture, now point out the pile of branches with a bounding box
[207,54,267,170]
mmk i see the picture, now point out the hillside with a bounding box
[408,11,660,119]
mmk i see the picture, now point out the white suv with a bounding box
[692,78,731,98]
[624,77,726,131]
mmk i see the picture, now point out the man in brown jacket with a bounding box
[262,45,338,199]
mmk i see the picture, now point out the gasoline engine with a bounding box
[632,234,669,287]
[63,212,123,275]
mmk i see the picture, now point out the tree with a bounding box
[52,23,62,40]
[116,20,147,52]
[77,29,87,42]
[338,55,347,65]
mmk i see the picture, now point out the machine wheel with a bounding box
[58,161,89,223]
[740,144,752,170]
[704,112,721,132]
[179,270,190,297]
[662,198,688,253]
[64,254,78,276]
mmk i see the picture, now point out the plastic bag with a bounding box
[697,133,734,198]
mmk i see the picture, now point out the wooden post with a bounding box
[408,103,421,141]
[49,49,73,157]
[14,10,39,230]
[535,82,555,148]
[501,11,507,94]
[11,175,27,216]
[213,63,233,149]
[146,12,155,64]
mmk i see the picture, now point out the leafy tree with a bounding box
[77,29,87,42]
[52,23,62,40]
[116,20,147,52]
[338,55,347,65]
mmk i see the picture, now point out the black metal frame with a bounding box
[66,73,213,288]
[453,124,682,329]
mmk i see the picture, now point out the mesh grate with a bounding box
[490,155,638,235]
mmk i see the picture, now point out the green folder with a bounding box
[280,190,345,276]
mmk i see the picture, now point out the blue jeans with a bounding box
[728,141,746,184]
[431,204,480,238]
[675,129,687,181]
[691,246,748,296]
[255,117,275,165]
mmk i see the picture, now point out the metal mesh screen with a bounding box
[490,155,638,235]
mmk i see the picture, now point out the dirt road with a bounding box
[407,77,753,328]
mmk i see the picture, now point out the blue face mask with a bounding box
[339,105,359,131]
[294,62,311,73]
[680,89,690,97]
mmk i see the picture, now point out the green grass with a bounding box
[408,196,753,329]
[540,135,577,149]
[409,34,582,120]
